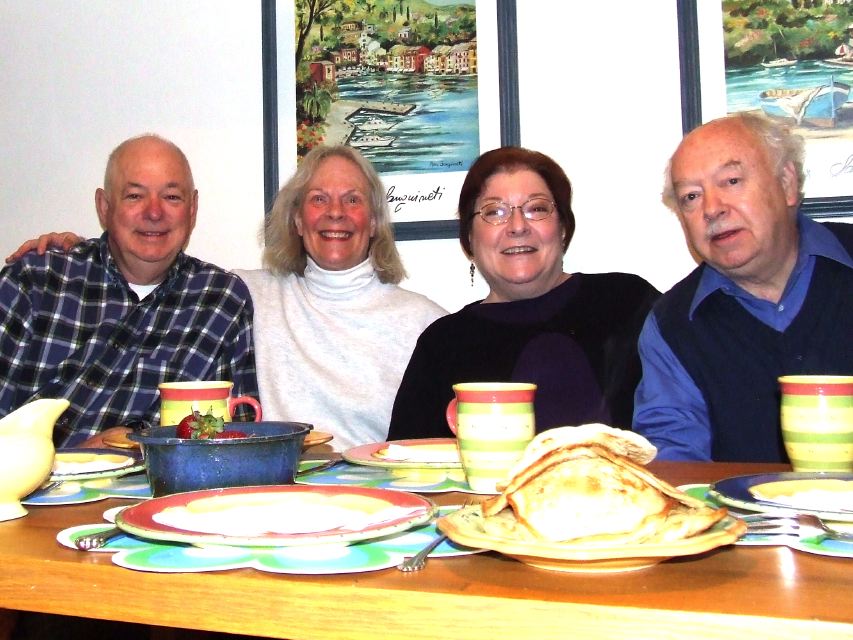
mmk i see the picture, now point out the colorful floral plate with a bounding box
[116,485,436,547]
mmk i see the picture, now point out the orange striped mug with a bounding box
[446,382,536,493]
[159,381,262,427]
[778,375,853,472]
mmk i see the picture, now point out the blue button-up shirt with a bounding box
[0,233,258,446]
[633,215,853,460]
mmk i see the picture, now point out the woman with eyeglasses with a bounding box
[387,147,660,440]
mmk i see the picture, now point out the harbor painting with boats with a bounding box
[293,0,481,177]
[719,1,853,197]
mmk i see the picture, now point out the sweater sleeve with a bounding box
[387,325,456,440]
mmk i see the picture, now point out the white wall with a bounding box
[0,1,266,272]
[0,2,758,314]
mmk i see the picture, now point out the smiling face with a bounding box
[671,119,800,300]
[95,137,197,285]
[469,169,566,303]
[295,155,376,271]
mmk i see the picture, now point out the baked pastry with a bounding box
[479,424,728,545]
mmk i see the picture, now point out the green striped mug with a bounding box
[446,383,536,493]
[778,375,853,472]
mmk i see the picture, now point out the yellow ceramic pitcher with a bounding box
[0,398,70,521]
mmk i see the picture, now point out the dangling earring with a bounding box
[469,262,476,286]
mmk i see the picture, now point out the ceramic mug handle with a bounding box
[445,398,458,435]
[229,396,262,422]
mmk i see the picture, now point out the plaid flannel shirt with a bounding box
[0,233,258,446]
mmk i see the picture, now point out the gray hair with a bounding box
[104,134,194,193]
[262,145,405,284]
[661,112,805,212]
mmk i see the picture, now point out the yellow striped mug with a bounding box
[446,382,536,493]
[778,375,853,472]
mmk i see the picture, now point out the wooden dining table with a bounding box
[1,460,852,640]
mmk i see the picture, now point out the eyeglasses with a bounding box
[474,197,556,225]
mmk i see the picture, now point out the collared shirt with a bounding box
[633,215,853,460]
[0,233,258,446]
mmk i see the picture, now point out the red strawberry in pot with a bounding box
[174,410,226,439]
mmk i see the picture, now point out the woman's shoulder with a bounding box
[232,268,296,293]
[577,272,660,298]
[381,284,448,318]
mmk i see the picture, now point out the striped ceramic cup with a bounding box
[446,383,536,493]
[778,375,853,472]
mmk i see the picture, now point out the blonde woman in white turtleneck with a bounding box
[235,145,445,450]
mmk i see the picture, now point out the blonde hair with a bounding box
[262,145,405,283]
[662,112,805,212]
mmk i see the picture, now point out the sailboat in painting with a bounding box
[759,77,850,127]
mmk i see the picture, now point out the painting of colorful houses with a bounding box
[294,0,481,175]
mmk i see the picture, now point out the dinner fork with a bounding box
[745,514,853,542]
[396,500,476,572]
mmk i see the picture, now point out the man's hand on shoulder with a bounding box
[5,232,84,264]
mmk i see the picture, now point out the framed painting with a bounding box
[677,0,853,219]
[262,0,520,240]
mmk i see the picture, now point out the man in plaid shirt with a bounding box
[0,134,258,447]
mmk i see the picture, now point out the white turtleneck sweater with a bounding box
[235,259,446,450]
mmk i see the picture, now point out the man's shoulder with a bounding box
[3,239,102,280]
[651,265,705,325]
[178,255,252,299]
[822,221,853,250]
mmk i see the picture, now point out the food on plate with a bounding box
[175,411,248,440]
[749,479,853,512]
[375,441,459,463]
[478,424,728,545]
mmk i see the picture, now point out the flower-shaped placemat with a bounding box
[296,461,479,494]
[58,506,482,574]
[24,473,151,505]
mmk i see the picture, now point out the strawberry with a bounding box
[174,410,225,439]
[214,429,248,439]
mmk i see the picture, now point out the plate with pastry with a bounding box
[343,438,461,469]
[438,424,745,572]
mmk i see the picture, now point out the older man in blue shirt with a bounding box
[633,113,853,462]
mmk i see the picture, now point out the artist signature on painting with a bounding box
[386,185,446,213]
[830,154,853,177]
[429,160,463,168]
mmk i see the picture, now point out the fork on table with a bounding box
[396,499,478,572]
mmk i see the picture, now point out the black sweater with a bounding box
[388,273,660,440]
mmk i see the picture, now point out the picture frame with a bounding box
[676,0,853,219]
[261,0,520,241]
